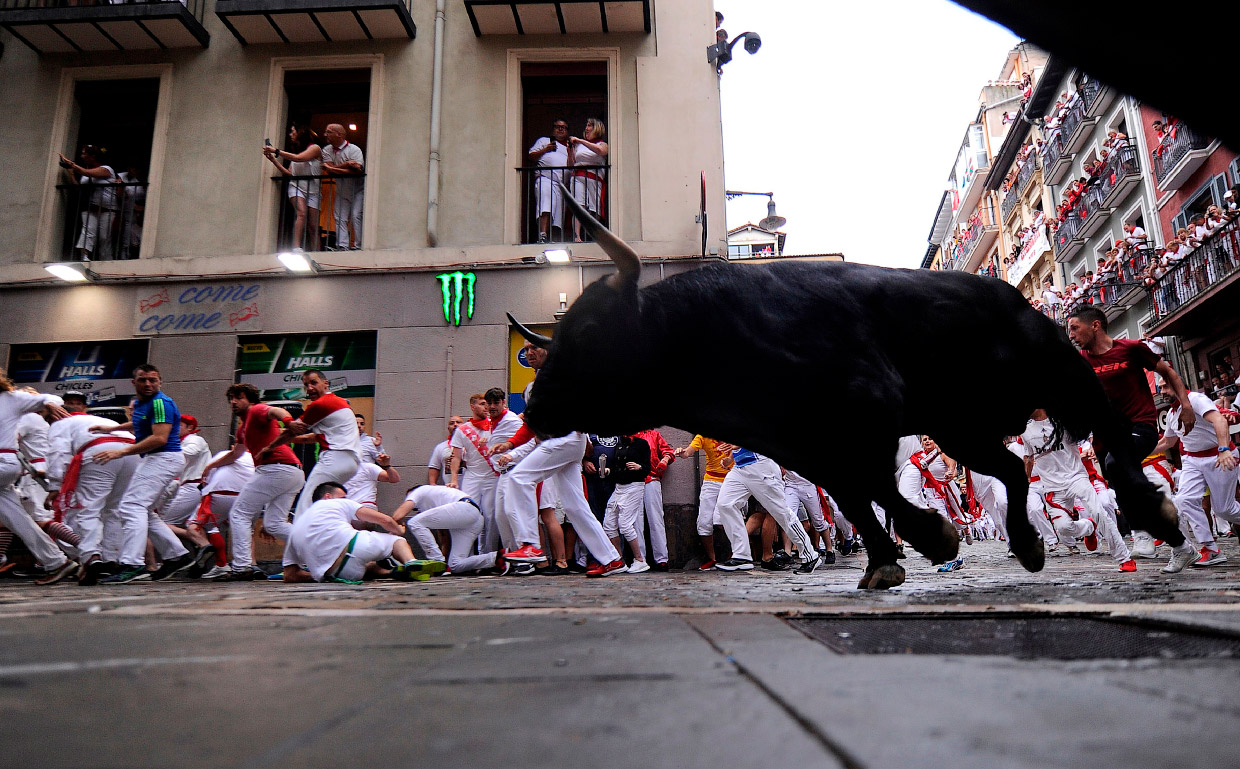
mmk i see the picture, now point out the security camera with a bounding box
[742,32,761,55]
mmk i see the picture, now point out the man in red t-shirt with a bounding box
[1067,305,1198,571]
[201,383,305,580]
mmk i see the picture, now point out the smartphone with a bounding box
[264,138,272,147]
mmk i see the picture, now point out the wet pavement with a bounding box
[2,539,1239,768]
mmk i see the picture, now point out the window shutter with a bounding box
[1212,173,1228,206]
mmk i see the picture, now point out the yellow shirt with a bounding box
[688,435,731,481]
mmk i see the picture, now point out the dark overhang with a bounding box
[463,0,650,36]
[215,0,415,46]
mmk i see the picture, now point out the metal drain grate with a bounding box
[788,614,1240,659]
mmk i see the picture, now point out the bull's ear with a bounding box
[557,181,639,288]
[507,312,552,348]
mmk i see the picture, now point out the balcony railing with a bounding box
[55,181,147,262]
[1151,124,1213,189]
[1077,184,1108,235]
[1052,209,1082,260]
[1099,141,1141,206]
[1058,249,1156,324]
[1001,188,1021,223]
[1149,218,1240,320]
[0,0,208,52]
[272,174,366,252]
[518,165,609,245]
[1040,132,1073,186]
[1016,153,1040,195]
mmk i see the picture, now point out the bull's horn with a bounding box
[556,180,639,286]
[507,312,552,348]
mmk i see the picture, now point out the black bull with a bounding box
[511,186,1182,589]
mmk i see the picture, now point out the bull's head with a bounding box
[509,182,645,437]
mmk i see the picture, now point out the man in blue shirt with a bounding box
[90,364,192,584]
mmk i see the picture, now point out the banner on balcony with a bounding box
[1007,226,1051,287]
[6,339,150,407]
[134,283,263,335]
[236,331,377,402]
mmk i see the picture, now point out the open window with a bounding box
[1171,174,1227,232]
[55,78,160,262]
[519,61,608,244]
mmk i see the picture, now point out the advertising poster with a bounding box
[235,332,377,402]
[507,325,553,413]
[7,340,150,407]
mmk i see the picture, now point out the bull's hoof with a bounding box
[857,566,875,589]
[1010,534,1046,573]
[858,560,907,592]
[894,509,960,564]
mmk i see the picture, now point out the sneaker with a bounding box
[199,565,229,580]
[586,558,628,578]
[819,550,836,565]
[1162,544,1201,574]
[838,540,855,556]
[651,561,669,572]
[537,233,548,244]
[100,566,151,584]
[698,559,717,571]
[1083,519,1099,552]
[626,560,651,574]
[772,549,793,568]
[213,569,259,582]
[511,563,536,576]
[1131,532,1157,558]
[505,544,548,563]
[34,560,80,586]
[795,554,821,574]
[937,558,964,573]
[395,559,447,581]
[1192,548,1229,567]
[895,544,906,559]
[536,564,568,576]
[187,546,217,578]
[78,558,105,586]
[1118,559,1137,572]
[714,558,754,571]
[149,552,195,581]
[760,557,788,571]
[565,559,588,573]
[1066,545,1081,555]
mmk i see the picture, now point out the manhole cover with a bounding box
[788,614,1240,659]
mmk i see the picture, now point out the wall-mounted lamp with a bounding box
[543,248,571,264]
[277,252,320,273]
[44,263,96,283]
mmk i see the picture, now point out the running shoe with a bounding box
[187,546,217,578]
[819,550,836,565]
[78,558,105,586]
[1162,543,1201,573]
[1083,519,1099,552]
[1118,559,1137,572]
[511,563,536,576]
[585,558,628,578]
[199,565,229,580]
[697,560,717,571]
[714,558,754,571]
[760,557,788,571]
[626,560,651,574]
[1192,548,1229,567]
[395,559,447,581]
[795,554,821,574]
[1130,532,1157,558]
[838,540,855,557]
[651,561,669,572]
[505,544,548,563]
[936,558,964,573]
[34,560,80,586]
[100,566,152,584]
[772,550,793,568]
[150,552,196,581]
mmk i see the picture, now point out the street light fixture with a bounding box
[277,251,320,273]
[725,190,786,230]
[44,263,96,283]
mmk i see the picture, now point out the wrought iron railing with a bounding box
[1077,184,1106,226]
[272,173,366,252]
[960,203,998,261]
[1016,153,1039,194]
[0,0,205,19]
[1148,217,1240,319]
[1098,141,1140,202]
[1077,77,1102,113]
[1052,210,1081,253]
[1059,246,1157,321]
[1041,132,1066,170]
[1151,125,1212,187]
[1001,188,1021,222]
[55,181,147,261]
[517,164,609,245]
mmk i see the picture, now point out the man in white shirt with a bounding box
[427,415,464,485]
[528,119,571,243]
[1157,391,1239,567]
[344,453,400,506]
[188,448,255,579]
[484,387,525,551]
[394,484,501,574]
[449,394,502,549]
[157,414,211,535]
[355,414,381,464]
[321,123,364,250]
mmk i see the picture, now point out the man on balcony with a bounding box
[529,120,570,243]
[321,124,364,251]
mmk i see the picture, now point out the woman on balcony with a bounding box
[568,118,608,243]
[59,145,119,261]
[264,123,322,252]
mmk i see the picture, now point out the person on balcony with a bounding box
[321,124,364,251]
[264,123,322,253]
[528,119,570,243]
[569,118,608,243]
[59,144,119,261]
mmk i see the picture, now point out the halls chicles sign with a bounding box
[134,283,262,335]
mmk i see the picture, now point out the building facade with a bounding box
[0,0,729,531]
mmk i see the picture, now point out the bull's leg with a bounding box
[939,439,1044,574]
[873,483,959,565]
[833,487,904,590]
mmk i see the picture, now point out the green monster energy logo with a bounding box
[436,271,476,326]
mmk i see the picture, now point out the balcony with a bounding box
[216,0,414,44]
[465,0,650,35]
[1041,133,1073,186]
[517,164,609,244]
[1099,142,1142,208]
[1076,185,1111,240]
[1151,124,1214,191]
[55,180,147,261]
[1077,76,1116,119]
[1057,248,1156,326]
[1016,153,1040,195]
[1053,210,1083,262]
[958,203,999,274]
[1059,99,1097,155]
[0,0,208,53]
[1148,218,1240,335]
[271,174,366,252]
[1000,188,1021,223]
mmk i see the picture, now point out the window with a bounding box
[727,244,752,258]
[1230,157,1240,186]
[519,61,608,244]
[1172,174,1227,232]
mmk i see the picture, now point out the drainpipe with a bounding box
[426,0,446,247]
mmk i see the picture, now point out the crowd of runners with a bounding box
[0,304,1235,586]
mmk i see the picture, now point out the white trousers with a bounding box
[1026,481,1059,545]
[696,478,723,536]
[503,433,619,564]
[18,473,51,523]
[715,458,815,563]
[462,473,500,552]
[1174,455,1240,548]
[64,448,136,564]
[114,451,189,567]
[1043,474,1131,563]
[0,457,68,570]
[407,500,496,573]
[896,463,926,507]
[604,482,646,552]
[642,479,667,564]
[76,208,115,258]
[160,483,202,526]
[294,450,359,518]
[785,479,828,533]
[971,472,1009,540]
[229,463,305,571]
[493,472,518,550]
[334,187,364,248]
